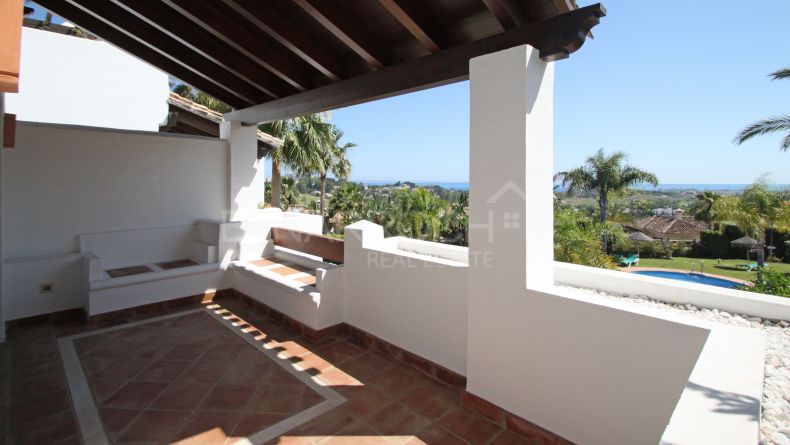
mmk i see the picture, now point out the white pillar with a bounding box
[220,121,264,222]
[468,44,554,293]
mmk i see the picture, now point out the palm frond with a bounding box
[734,115,790,150]
[770,68,790,81]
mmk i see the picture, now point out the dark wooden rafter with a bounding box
[162,0,318,92]
[33,0,252,108]
[226,4,606,124]
[480,0,537,29]
[220,0,344,82]
[292,0,390,70]
[57,0,270,105]
[377,0,455,53]
[110,0,287,100]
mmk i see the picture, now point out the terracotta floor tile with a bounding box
[366,401,431,436]
[267,366,309,388]
[89,378,127,405]
[200,384,257,411]
[201,343,244,362]
[8,389,71,425]
[250,385,306,414]
[233,412,288,437]
[439,409,503,445]
[8,371,66,404]
[490,430,535,445]
[290,352,333,374]
[88,357,151,380]
[149,381,213,410]
[8,358,62,381]
[401,385,459,420]
[296,275,317,286]
[291,406,357,437]
[8,410,78,445]
[315,340,365,365]
[315,366,362,387]
[368,367,423,398]
[102,381,169,409]
[271,264,312,276]
[221,361,276,385]
[134,359,190,382]
[116,409,189,443]
[337,386,393,418]
[161,341,210,360]
[98,407,139,441]
[157,258,199,270]
[250,257,278,267]
[106,265,153,278]
[336,351,396,382]
[173,410,242,445]
[413,424,467,445]
[182,361,227,383]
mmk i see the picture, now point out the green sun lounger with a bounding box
[736,261,759,271]
[618,254,639,267]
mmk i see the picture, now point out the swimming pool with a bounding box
[632,271,743,289]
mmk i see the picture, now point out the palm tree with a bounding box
[713,181,790,266]
[259,115,333,209]
[381,188,447,241]
[692,191,722,223]
[554,148,659,223]
[735,68,790,151]
[314,129,356,232]
[328,183,366,229]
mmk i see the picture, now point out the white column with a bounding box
[220,121,264,222]
[468,44,554,292]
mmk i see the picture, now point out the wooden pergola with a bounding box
[33,0,604,123]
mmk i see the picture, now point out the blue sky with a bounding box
[326,0,790,184]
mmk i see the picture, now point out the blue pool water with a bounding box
[632,271,742,289]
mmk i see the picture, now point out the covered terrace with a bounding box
[0,1,781,444]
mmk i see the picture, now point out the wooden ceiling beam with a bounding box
[226,4,605,124]
[378,0,454,53]
[221,0,344,82]
[163,0,317,92]
[480,0,519,29]
[293,0,389,70]
[69,0,271,105]
[33,0,252,108]
[112,0,288,100]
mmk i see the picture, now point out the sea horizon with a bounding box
[355,181,790,192]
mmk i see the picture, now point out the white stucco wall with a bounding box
[5,27,169,131]
[464,45,710,445]
[343,221,469,374]
[2,122,228,320]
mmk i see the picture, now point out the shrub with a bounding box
[739,269,790,298]
[700,230,729,258]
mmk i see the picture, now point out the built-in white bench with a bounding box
[80,220,225,315]
[230,228,344,331]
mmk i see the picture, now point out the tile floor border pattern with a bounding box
[57,307,346,445]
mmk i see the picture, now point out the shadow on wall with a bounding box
[687,382,760,421]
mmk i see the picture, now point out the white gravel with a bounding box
[558,285,790,445]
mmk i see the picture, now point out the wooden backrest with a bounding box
[271,228,344,264]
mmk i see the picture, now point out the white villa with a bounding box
[0,2,787,445]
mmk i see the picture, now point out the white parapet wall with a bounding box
[343,221,469,375]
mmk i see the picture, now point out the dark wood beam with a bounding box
[112,0,289,100]
[293,0,389,70]
[68,0,270,105]
[378,0,453,53]
[221,0,344,81]
[481,0,518,29]
[163,0,318,92]
[226,4,605,124]
[33,0,252,108]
